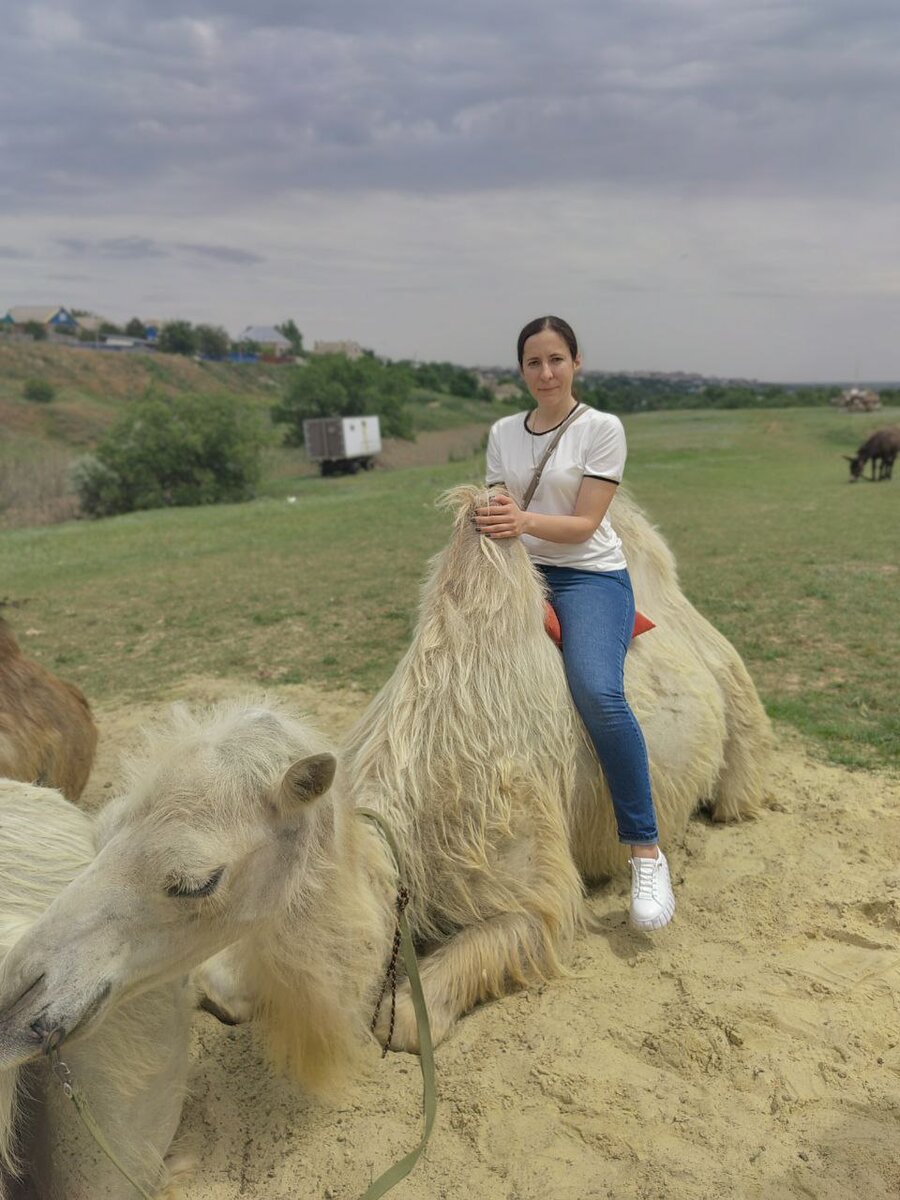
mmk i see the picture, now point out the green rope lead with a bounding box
[356,807,438,1200]
[47,1044,157,1200]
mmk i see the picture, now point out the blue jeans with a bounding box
[538,565,659,845]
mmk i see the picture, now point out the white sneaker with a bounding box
[629,850,675,930]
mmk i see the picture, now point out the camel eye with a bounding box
[165,866,225,899]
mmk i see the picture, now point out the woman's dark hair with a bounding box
[516,315,579,367]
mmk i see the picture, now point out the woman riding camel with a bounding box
[476,314,675,930]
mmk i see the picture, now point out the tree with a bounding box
[276,319,304,355]
[125,317,147,338]
[271,354,414,445]
[72,393,266,517]
[22,321,47,341]
[158,320,197,356]
[412,360,482,397]
[194,324,230,360]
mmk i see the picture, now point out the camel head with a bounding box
[843,453,863,480]
[0,700,337,1067]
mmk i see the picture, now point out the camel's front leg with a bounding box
[378,910,571,1053]
[156,1149,195,1199]
[192,943,255,1026]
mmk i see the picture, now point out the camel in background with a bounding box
[844,426,900,481]
[0,617,97,801]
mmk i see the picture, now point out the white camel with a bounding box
[0,702,396,1198]
[339,484,772,1048]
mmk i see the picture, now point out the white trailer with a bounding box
[302,415,382,475]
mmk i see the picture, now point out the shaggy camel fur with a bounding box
[339,485,772,1050]
[0,618,98,801]
[0,701,395,1198]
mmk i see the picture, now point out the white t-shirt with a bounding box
[485,405,627,572]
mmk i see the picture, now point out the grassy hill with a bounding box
[0,339,286,447]
[0,339,513,526]
[1,405,897,772]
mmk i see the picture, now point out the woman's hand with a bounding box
[474,492,530,539]
[474,478,618,545]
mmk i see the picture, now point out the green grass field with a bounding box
[1,406,897,771]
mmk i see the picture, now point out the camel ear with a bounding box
[279,753,337,809]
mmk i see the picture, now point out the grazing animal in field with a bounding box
[335,485,772,1050]
[0,618,98,801]
[0,702,396,1198]
[845,426,900,481]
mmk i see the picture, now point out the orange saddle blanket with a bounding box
[543,601,655,649]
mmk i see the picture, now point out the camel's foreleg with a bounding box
[191,943,254,1026]
[380,908,572,1053]
[156,1148,195,1200]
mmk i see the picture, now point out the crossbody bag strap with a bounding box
[520,402,588,510]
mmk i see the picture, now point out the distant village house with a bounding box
[1,306,78,333]
[236,325,293,358]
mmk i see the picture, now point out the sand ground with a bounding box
[83,679,900,1200]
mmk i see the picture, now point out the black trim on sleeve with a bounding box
[486,480,506,487]
[584,474,620,484]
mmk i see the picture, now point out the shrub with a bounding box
[72,393,266,517]
[23,379,56,403]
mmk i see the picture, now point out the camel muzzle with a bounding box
[0,974,112,1061]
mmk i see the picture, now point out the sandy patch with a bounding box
[83,682,900,1200]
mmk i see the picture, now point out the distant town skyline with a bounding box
[4,2,900,382]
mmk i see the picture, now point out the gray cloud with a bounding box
[176,243,265,265]
[3,1,900,378]
[97,237,168,259]
[55,239,90,255]
[3,1,900,216]
[53,235,260,265]
[56,236,167,259]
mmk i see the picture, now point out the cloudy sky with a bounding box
[3,0,900,380]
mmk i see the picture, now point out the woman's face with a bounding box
[520,329,581,405]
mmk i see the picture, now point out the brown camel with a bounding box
[0,618,97,801]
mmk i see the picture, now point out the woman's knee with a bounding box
[567,678,629,724]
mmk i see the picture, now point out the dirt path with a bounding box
[376,422,490,469]
[84,682,900,1200]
